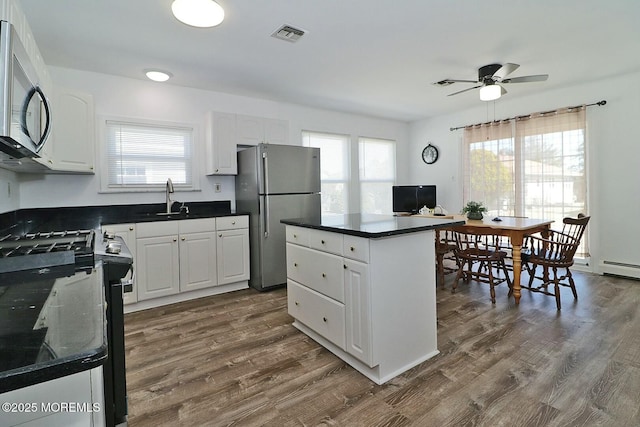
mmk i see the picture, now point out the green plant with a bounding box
[461,201,488,215]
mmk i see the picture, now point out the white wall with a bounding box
[408,70,640,276]
[16,67,409,210]
[0,168,19,212]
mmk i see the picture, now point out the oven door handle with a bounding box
[121,265,135,293]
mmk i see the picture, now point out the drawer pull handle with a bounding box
[294,263,298,267]
[321,240,325,244]
[350,246,355,251]
[322,273,326,278]
[295,301,299,306]
[232,221,236,225]
[343,264,347,269]
[181,237,186,241]
[129,227,134,231]
[323,317,327,322]
[293,234,297,238]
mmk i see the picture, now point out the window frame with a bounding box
[98,116,200,193]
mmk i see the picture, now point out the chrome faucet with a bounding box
[166,178,175,213]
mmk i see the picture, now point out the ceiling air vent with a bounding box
[271,25,306,43]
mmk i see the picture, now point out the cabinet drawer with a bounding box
[286,244,344,303]
[136,220,179,238]
[180,217,216,233]
[343,235,370,263]
[216,215,248,230]
[308,229,343,255]
[286,226,309,246]
[288,280,346,350]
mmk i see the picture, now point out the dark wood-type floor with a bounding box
[124,270,640,427]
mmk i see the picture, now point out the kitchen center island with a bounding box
[281,213,464,384]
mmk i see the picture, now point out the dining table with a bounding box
[416,214,554,304]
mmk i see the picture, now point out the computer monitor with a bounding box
[392,185,436,214]
[416,185,437,210]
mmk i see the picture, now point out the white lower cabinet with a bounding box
[179,221,218,292]
[136,219,216,301]
[0,367,104,427]
[127,216,249,309]
[286,227,371,364]
[285,225,438,385]
[343,258,373,367]
[215,216,250,286]
[287,280,346,349]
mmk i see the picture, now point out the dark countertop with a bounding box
[281,213,464,238]
[0,263,107,393]
[0,200,243,235]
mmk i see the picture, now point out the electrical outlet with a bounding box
[215,183,222,193]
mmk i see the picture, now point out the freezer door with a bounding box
[258,144,321,195]
[253,193,321,290]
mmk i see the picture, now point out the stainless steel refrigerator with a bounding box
[236,143,321,291]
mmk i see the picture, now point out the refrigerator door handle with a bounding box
[264,196,270,237]
[262,151,270,237]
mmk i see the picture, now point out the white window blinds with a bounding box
[105,121,193,188]
[359,137,396,214]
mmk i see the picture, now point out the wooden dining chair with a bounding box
[435,229,458,288]
[521,214,590,310]
[451,228,512,303]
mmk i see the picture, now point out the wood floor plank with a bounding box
[124,272,640,426]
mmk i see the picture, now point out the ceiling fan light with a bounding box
[171,0,225,28]
[479,84,501,101]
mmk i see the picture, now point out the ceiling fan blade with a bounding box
[502,74,549,83]
[493,63,519,81]
[444,79,479,83]
[447,85,482,96]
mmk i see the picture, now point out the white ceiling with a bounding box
[19,0,640,122]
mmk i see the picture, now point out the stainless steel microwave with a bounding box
[0,20,51,162]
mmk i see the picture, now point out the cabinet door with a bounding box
[136,235,180,300]
[236,115,264,146]
[206,111,237,175]
[344,259,374,367]
[216,229,250,285]
[264,118,289,144]
[102,223,137,305]
[179,231,218,291]
[49,87,96,173]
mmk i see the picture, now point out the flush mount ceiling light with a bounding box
[145,70,172,82]
[479,84,501,101]
[171,0,225,28]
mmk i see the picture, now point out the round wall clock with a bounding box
[422,143,439,164]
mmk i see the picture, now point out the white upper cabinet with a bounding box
[236,115,289,146]
[206,112,289,175]
[205,111,237,175]
[47,87,96,173]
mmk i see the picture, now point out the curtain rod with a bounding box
[449,100,607,131]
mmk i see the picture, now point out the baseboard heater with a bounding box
[601,260,640,280]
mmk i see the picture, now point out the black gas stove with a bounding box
[0,230,95,283]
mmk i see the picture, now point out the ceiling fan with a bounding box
[435,63,548,101]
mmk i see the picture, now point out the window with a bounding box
[302,131,350,215]
[463,107,588,255]
[303,131,397,215]
[103,120,195,191]
[359,137,396,214]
